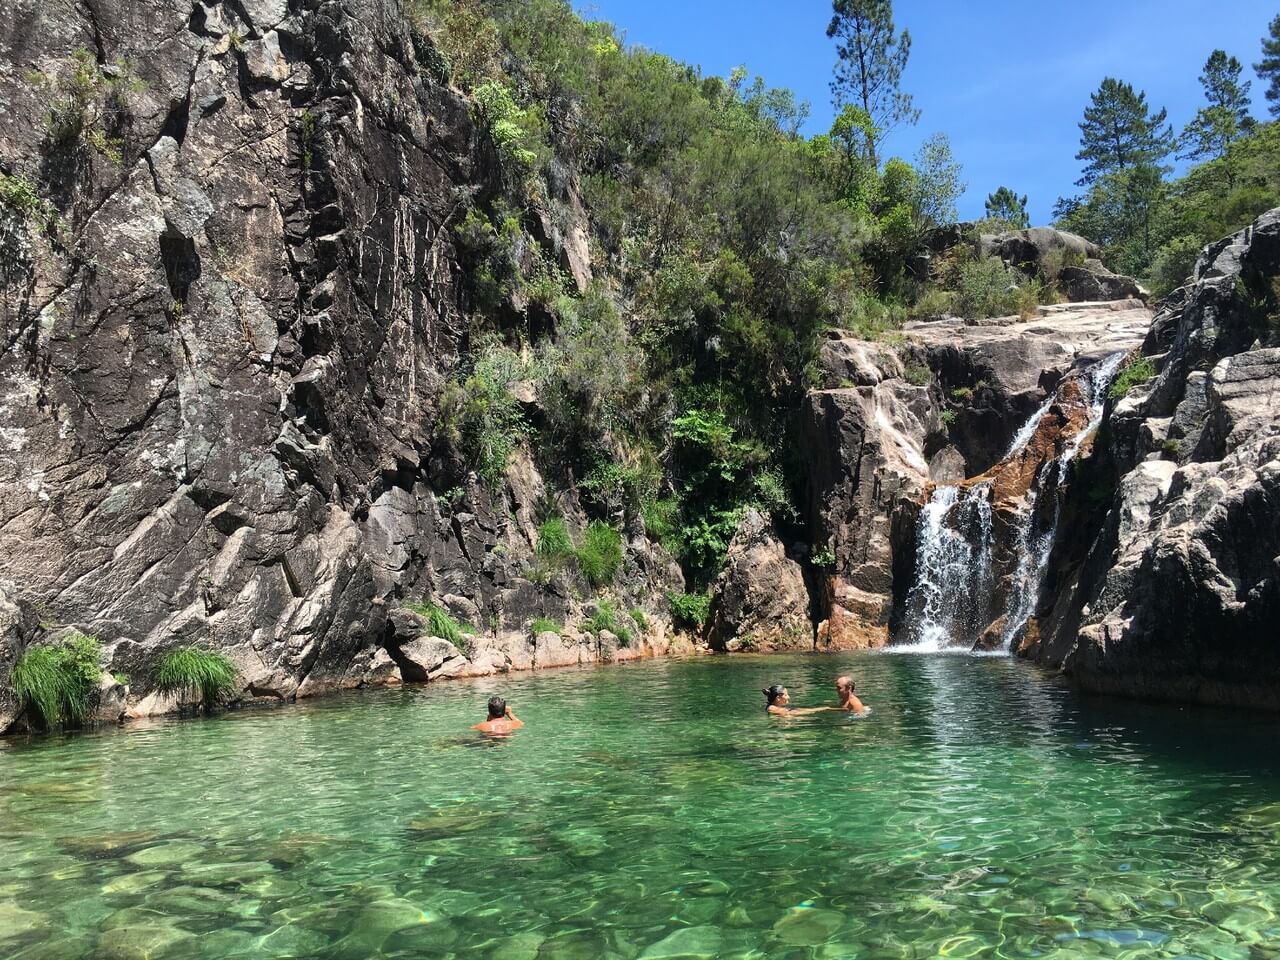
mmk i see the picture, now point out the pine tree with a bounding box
[1256,14,1280,117]
[985,186,1030,228]
[1180,50,1254,161]
[1074,78,1174,186]
[826,0,919,166]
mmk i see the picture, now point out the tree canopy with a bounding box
[985,187,1030,228]
[1074,77,1174,186]
[1256,15,1280,118]
[826,0,918,166]
[1180,50,1254,161]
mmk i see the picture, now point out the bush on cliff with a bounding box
[10,632,101,730]
[156,647,238,712]
[1108,356,1157,400]
[406,601,478,651]
[577,521,624,588]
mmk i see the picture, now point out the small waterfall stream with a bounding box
[899,351,1128,653]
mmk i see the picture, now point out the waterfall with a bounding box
[1000,351,1129,649]
[899,351,1130,654]
[899,483,993,651]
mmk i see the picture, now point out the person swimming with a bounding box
[762,685,828,717]
[472,696,524,735]
[835,675,868,715]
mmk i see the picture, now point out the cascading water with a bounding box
[1000,350,1129,649]
[900,350,1130,653]
[899,483,994,651]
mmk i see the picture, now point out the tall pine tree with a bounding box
[985,186,1030,228]
[1180,50,1254,161]
[1074,78,1174,186]
[827,0,919,166]
[1256,14,1280,117]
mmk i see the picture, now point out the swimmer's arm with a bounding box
[504,707,524,728]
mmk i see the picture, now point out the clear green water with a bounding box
[3,652,1280,960]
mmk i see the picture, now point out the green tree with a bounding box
[912,132,964,228]
[1256,14,1280,117]
[985,186,1030,228]
[1074,77,1174,186]
[826,0,919,166]
[1180,50,1254,162]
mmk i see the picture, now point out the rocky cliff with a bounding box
[0,0,683,731]
[1028,209,1280,708]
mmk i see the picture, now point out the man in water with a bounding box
[835,676,867,715]
[473,696,524,735]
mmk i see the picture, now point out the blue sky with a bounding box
[575,1,1277,224]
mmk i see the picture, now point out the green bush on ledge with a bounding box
[156,647,238,712]
[10,631,101,730]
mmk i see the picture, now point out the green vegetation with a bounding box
[1255,15,1280,117]
[902,362,931,386]
[1161,438,1182,457]
[1108,356,1158,400]
[577,520,623,588]
[155,646,237,712]
[536,515,575,568]
[811,548,837,568]
[629,608,648,632]
[405,601,478,649]
[10,632,101,730]
[439,341,529,488]
[530,617,560,636]
[667,591,711,630]
[985,186,1029,229]
[950,386,973,402]
[27,48,145,166]
[954,255,1043,320]
[584,599,631,646]
[940,409,957,426]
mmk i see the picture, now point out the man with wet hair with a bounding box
[835,676,867,715]
[473,695,524,735]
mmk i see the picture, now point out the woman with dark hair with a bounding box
[762,685,828,717]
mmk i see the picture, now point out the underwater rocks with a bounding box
[1033,208,1280,709]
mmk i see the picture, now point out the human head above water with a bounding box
[487,696,507,719]
[762,685,789,707]
[836,676,855,694]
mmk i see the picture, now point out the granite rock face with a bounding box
[1031,208,1280,708]
[707,510,812,653]
[0,0,681,729]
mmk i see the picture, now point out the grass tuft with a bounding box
[405,600,477,649]
[1108,356,1157,401]
[576,520,623,588]
[530,617,560,637]
[584,599,631,647]
[155,646,238,711]
[10,632,101,730]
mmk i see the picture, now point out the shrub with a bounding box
[10,632,101,730]
[667,591,711,630]
[950,386,973,402]
[642,497,680,546]
[530,617,560,637]
[954,256,1043,320]
[472,79,545,178]
[584,599,631,646]
[536,515,575,568]
[577,520,623,588]
[629,608,648,631]
[902,362,932,386]
[405,601,477,650]
[580,457,660,518]
[1161,438,1181,457]
[439,342,529,489]
[155,646,238,712]
[1108,356,1157,400]
[751,466,796,521]
[908,285,955,320]
[941,409,957,426]
[811,548,837,568]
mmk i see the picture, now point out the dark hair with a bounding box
[487,696,507,719]
[762,685,786,707]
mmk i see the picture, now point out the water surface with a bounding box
[3,652,1280,959]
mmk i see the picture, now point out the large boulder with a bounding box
[707,511,812,653]
[802,381,933,649]
[1033,208,1280,708]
